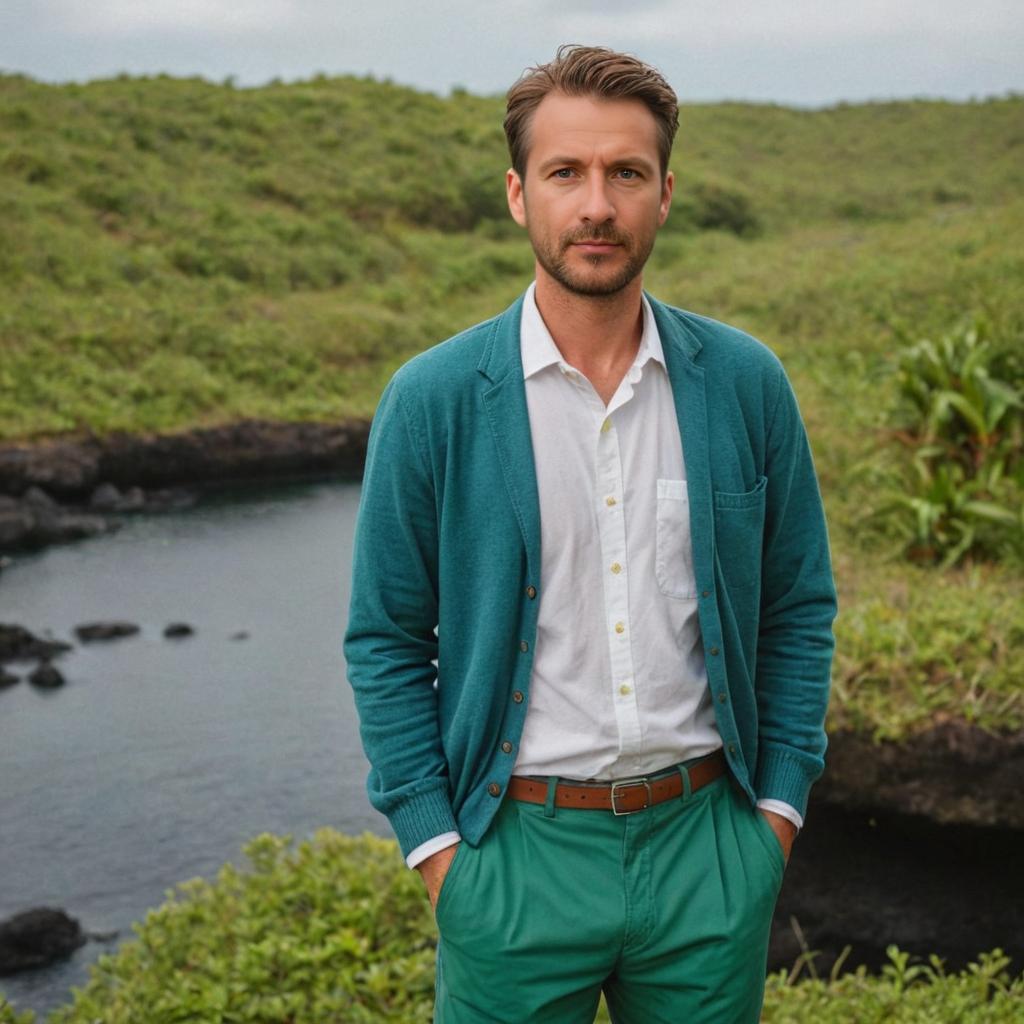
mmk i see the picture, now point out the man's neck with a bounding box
[533,271,645,406]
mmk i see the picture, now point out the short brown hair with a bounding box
[504,44,679,179]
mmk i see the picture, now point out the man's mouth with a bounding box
[571,240,621,253]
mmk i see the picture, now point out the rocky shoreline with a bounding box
[0,419,370,553]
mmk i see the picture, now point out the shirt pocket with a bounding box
[655,478,697,600]
[713,476,767,591]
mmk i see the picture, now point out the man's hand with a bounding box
[758,809,797,864]
[416,842,461,911]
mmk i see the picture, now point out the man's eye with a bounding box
[553,168,574,179]
[617,169,638,179]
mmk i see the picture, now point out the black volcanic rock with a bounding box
[28,661,65,689]
[74,621,140,643]
[163,622,194,639]
[0,908,86,975]
[0,624,72,664]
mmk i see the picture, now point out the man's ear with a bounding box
[658,170,674,226]
[506,168,527,227]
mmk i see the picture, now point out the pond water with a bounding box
[0,480,385,1018]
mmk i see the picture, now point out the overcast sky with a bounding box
[2,0,1022,106]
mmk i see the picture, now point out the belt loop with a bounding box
[677,764,692,802]
[543,776,559,818]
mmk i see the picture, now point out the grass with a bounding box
[1,74,1022,738]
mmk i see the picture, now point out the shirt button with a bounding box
[619,683,632,696]
[512,690,524,704]
[601,418,611,433]
[610,562,622,575]
[526,585,537,599]
[487,783,501,797]
[519,640,529,653]
[614,622,625,634]
[501,740,513,754]
[606,496,616,507]
[709,646,720,656]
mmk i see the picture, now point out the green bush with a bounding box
[760,947,1024,1023]
[876,318,1023,566]
[49,831,437,1024]
[2,834,1021,1023]
[0,1001,35,1024]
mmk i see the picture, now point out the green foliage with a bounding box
[830,560,1024,738]
[48,831,438,1024]
[0,1001,35,1024]
[3,836,1022,1023]
[876,319,1023,566]
[760,946,1024,1023]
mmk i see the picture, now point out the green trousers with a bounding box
[433,770,785,1023]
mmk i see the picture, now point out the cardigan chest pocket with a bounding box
[655,478,697,600]
[713,476,767,591]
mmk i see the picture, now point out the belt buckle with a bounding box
[610,777,653,816]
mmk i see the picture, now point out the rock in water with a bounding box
[29,661,65,689]
[0,908,86,975]
[163,622,194,639]
[0,623,72,663]
[74,621,140,643]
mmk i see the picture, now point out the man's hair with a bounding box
[504,44,679,180]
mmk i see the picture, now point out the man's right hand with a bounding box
[416,842,461,911]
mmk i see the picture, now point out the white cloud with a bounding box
[549,0,1022,46]
[41,0,301,35]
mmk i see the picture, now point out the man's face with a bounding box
[506,92,673,298]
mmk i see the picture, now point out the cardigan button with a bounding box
[501,741,513,754]
[519,640,529,653]
[709,646,720,656]
[487,783,501,797]
[728,743,737,755]
[512,690,524,704]
[718,692,727,704]
[526,585,537,599]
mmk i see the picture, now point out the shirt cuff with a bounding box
[755,798,803,831]
[406,831,462,869]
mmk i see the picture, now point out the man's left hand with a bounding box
[758,809,798,864]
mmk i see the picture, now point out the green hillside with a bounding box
[1,74,1022,738]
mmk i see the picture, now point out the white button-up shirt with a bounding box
[405,283,800,867]
[514,282,720,779]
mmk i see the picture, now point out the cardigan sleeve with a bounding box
[343,375,459,857]
[752,371,838,816]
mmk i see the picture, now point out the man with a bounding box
[345,45,836,1023]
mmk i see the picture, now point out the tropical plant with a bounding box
[877,318,1023,566]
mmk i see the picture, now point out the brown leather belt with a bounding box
[506,750,727,815]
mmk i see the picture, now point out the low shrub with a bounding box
[2,833,1022,1023]
[875,317,1023,567]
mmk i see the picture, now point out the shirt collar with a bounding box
[520,281,666,381]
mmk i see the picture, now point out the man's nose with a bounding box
[579,177,615,223]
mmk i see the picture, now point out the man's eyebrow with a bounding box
[536,156,583,172]
[536,154,658,173]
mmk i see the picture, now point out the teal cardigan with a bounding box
[344,292,837,859]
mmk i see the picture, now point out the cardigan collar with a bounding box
[476,287,702,385]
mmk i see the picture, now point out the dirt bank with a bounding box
[0,420,370,500]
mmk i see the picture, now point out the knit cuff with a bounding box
[754,744,823,819]
[387,786,459,860]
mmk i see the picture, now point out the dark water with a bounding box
[0,481,386,1018]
